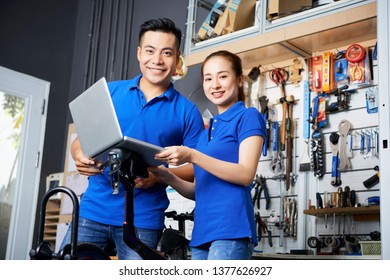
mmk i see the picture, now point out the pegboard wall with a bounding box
[250,41,380,254]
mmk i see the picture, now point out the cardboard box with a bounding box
[267,0,312,20]
[197,0,230,40]
[196,0,256,42]
[213,0,256,35]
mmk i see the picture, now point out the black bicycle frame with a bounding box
[105,148,166,260]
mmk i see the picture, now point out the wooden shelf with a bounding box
[304,206,380,221]
[44,229,58,234]
[45,215,60,220]
[45,222,59,227]
[185,1,376,68]
[43,236,57,241]
[42,194,62,249]
[46,209,60,214]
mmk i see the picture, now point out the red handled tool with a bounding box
[269,68,294,190]
[269,68,289,151]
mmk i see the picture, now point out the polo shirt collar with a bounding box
[130,74,176,102]
[215,101,246,122]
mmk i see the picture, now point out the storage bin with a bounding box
[359,241,381,255]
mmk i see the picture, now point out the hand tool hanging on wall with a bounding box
[329,132,342,186]
[269,67,296,190]
[347,132,354,159]
[363,128,372,159]
[285,99,295,190]
[299,80,311,172]
[366,86,379,114]
[259,96,269,157]
[321,51,333,93]
[270,122,284,174]
[346,43,365,84]
[324,191,329,208]
[316,192,323,209]
[291,199,297,238]
[311,131,324,178]
[373,127,379,158]
[290,119,299,187]
[343,186,351,207]
[311,93,328,128]
[335,50,349,87]
[338,120,352,171]
[311,55,323,92]
[283,198,297,238]
[363,165,380,189]
[255,212,272,247]
[248,65,261,81]
[337,187,343,207]
[288,58,303,86]
[263,174,286,181]
[324,191,329,228]
[358,130,366,155]
[252,175,271,210]
[269,67,289,151]
[310,95,325,178]
[325,86,357,114]
[255,212,264,242]
[350,189,356,207]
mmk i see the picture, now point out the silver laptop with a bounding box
[69,77,164,166]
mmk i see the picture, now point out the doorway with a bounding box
[0,66,49,259]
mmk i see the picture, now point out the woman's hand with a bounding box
[148,165,196,200]
[155,146,194,166]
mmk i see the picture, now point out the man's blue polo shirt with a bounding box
[79,75,204,229]
[191,101,266,247]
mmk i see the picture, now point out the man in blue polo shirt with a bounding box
[61,18,204,259]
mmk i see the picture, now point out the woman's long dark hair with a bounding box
[201,50,245,102]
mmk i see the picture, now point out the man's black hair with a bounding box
[139,18,182,50]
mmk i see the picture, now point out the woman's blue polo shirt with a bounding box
[190,101,266,247]
[79,75,204,229]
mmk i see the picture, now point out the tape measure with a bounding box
[367,196,380,205]
[345,44,365,63]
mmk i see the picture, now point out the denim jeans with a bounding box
[190,239,255,260]
[60,217,161,260]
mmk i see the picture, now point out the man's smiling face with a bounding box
[137,31,179,89]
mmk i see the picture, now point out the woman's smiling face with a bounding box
[202,56,242,114]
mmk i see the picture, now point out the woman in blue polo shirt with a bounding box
[152,50,266,260]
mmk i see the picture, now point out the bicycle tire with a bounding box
[75,243,111,260]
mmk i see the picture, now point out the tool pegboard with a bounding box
[249,41,380,255]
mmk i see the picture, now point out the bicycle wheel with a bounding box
[76,243,111,260]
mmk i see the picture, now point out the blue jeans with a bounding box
[190,239,255,260]
[60,217,161,260]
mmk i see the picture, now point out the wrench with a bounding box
[329,132,342,186]
[338,120,352,170]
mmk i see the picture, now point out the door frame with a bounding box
[0,66,50,259]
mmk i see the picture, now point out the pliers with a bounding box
[252,175,271,210]
[255,212,273,247]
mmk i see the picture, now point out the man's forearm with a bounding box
[169,163,194,182]
[71,137,82,160]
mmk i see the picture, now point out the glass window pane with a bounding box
[0,91,25,259]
